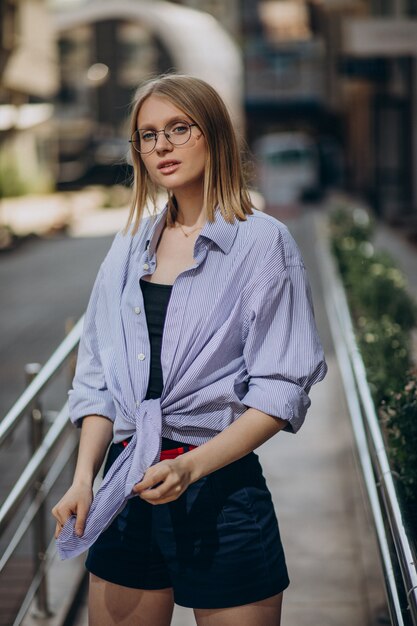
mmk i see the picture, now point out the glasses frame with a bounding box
[129,121,198,154]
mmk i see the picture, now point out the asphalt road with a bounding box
[0,232,115,544]
[0,234,114,420]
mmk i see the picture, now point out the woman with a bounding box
[52,74,327,626]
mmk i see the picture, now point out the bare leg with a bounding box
[88,574,175,626]
[194,591,283,626]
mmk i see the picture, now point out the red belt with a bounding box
[159,445,197,460]
[122,440,197,460]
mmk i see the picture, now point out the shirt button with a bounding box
[138,353,146,361]
[143,263,149,270]
[134,306,141,314]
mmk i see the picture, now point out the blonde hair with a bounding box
[125,74,253,234]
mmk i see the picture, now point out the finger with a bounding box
[133,479,164,495]
[139,490,169,504]
[138,487,163,501]
[51,505,62,524]
[52,505,74,534]
[134,465,170,493]
[74,506,88,537]
[138,477,180,502]
[52,509,69,527]
[52,509,64,526]
[55,521,64,539]
[139,485,183,505]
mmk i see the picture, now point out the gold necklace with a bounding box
[175,221,204,238]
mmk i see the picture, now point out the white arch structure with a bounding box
[54,0,244,131]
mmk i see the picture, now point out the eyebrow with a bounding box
[137,115,192,130]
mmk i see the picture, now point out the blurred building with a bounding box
[0,0,59,196]
[170,0,241,39]
[308,0,417,223]
[242,0,328,139]
[240,0,347,202]
[53,10,169,183]
[51,0,243,185]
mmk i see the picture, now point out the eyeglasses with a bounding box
[129,120,198,154]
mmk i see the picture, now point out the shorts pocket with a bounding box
[208,461,259,527]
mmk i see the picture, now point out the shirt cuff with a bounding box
[241,377,311,434]
[68,389,116,428]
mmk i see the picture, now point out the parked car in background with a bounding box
[254,132,321,211]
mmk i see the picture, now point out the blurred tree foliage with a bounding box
[0,158,27,198]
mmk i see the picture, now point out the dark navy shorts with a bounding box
[85,442,290,609]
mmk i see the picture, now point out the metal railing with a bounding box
[0,317,84,625]
[316,215,417,626]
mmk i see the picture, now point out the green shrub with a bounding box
[352,255,416,330]
[329,205,374,243]
[356,315,411,405]
[338,251,415,326]
[330,208,416,334]
[329,204,417,535]
[331,212,416,404]
[380,379,417,506]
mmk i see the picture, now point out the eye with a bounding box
[140,130,156,142]
[170,123,189,135]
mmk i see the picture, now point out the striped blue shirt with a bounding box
[57,205,327,559]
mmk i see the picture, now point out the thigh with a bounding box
[194,591,283,626]
[88,574,174,626]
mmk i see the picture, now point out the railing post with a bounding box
[25,363,52,618]
[65,317,77,388]
[65,318,77,476]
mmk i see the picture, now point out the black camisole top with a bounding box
[139,278,185,450]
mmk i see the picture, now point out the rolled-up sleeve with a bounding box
[241,265,327,433]
[68,265,116,427]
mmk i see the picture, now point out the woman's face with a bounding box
[137,95,207,197]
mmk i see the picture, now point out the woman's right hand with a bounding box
[51,483,93,539]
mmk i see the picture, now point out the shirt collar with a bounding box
[146,206,169,259]
[200,208,239,254]
[146,205,239,258]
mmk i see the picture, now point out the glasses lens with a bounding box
[165,121,192,146]
[132,121,194,153]
[139,128,158,154]
[130,130,148,154]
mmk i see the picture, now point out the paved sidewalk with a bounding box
[0,187,133,242]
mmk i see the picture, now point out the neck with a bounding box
[173,188,206,227]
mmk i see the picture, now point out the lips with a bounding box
[157,160,181,174]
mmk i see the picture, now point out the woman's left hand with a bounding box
[132,457,192,504]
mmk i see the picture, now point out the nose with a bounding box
[155,131,172,152]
